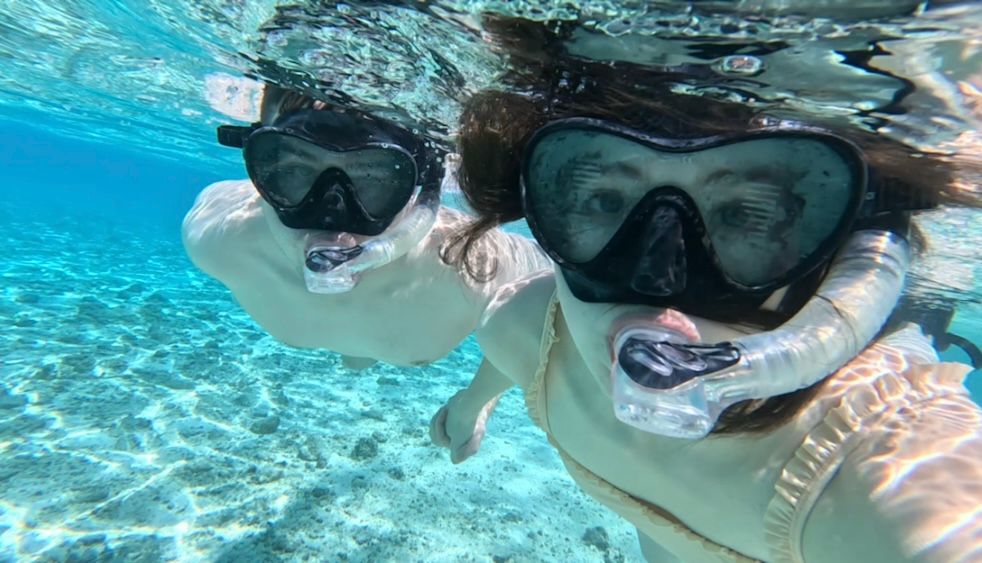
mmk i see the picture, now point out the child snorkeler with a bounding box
[182,85,550,369]
[430,70,982,563]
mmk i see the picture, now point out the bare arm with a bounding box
[452,357,515,413]
[430,270,556,463]
[429,358,514,463]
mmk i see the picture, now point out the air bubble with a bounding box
[714,55,764,77]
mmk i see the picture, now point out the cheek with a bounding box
[554,275,686,392]
[555,275,618,374]
[713,230,800,282]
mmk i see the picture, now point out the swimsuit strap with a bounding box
[524,290,562,435]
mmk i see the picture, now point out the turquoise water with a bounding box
[1,127,976,562]
[0,123,645,561]
[1,1,981,561]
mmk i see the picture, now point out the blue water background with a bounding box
[2,2,979,559]
[4,115,658,561]
[0,120,236,235]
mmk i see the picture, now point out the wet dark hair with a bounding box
[439,91,548,281]
[445,17,978,435]
[260,84,332,123]
[446,15,977,271]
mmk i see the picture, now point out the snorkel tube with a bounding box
[612,229,910,439]
[302,169,444,294]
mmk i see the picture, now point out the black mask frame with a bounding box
[216,108,445,236]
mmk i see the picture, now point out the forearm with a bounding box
[430,357,516,463]
[456,358,515,413]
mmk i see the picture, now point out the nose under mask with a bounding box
[630,205,687,297]
[271,167,394,236]
[562,191,772,321]
[310,168,353,229]
[318,184,347,218]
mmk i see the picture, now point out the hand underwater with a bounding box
[429,390,500,464]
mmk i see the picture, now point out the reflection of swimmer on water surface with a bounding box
[430,28,982,562]
[182,85,550,368]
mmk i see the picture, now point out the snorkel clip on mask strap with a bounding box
[216,123,260,149]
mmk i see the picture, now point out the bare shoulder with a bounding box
[801,361,981,562]
[476,269,556,388]
[183,179,264,242]
[424,207,551,282]
[181,179,269,275]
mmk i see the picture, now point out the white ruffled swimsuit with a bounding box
[523,293,975,562]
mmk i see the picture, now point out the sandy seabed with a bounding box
[0,208,643,563]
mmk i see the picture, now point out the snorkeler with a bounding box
[430,79,982,562]
[182,85,550,368]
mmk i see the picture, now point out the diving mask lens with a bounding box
[245,132,418,219]
[522,121,865,290]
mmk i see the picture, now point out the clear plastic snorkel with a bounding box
[611,229,910,439]
[301,157,450,294]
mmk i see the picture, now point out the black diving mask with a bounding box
[521,118,933,319]
[217,108,439,236]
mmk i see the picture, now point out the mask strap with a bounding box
[936,333,982,369]
[216,122,261,148]
[772,263,826,319]
[868,173,938,215]
[888,297,981,369]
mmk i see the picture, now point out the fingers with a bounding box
[451,432,484,464]
[429,405,451,447]
[431,395,497,464]
[451,400,495,464]
[476,395,501,425]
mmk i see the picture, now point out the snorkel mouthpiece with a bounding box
[306,246,364,273]
[613,229,910,439]
[303,244,365,293]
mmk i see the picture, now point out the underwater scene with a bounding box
[1,1,980,562]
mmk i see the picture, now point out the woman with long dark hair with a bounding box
[430,27,981,560]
